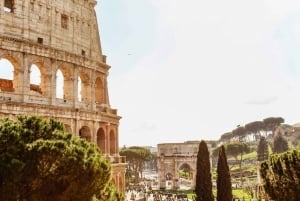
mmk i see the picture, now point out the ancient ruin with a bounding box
[157,141,212,190]
[0,0,126,193]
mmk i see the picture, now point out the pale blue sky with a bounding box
[96,0,300,147]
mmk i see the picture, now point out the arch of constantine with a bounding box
[0,0,126,193]
[157,141,212,190]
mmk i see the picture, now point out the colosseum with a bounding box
[0,0,126,193]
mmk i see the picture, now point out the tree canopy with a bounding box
[257,136,269,161]
[273,132,289,154]
[219,116,285,143]
[0,115,122,201]
[120,146,152,184]
[226,142,250,161]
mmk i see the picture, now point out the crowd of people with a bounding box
[126,187,192,201]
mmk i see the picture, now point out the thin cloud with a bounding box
[245,96,278,105]
[98,0,300,146]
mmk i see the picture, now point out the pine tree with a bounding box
[195,140,213,201]
[257,136,269,161]
[217,145,232,201]
[273,132,289,154]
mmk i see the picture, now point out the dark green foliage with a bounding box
[220,116,284,143]
[0,115,120,201]
[273,132,289,154]
[220,132,233,142]
[263,117,284,131]
[260,150,300,201]
[217,145,232,201]
[226,142,250,161]
[232,126,246,141]
[257,136,269,161]
[195,140,213,201]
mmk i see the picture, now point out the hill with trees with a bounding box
[213,116,300,199]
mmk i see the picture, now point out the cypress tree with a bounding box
[217,145,232,201]
[257,136,269,161]
[195,140,213,201]
[273,132,289,154]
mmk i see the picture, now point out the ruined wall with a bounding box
[0,0,126,194]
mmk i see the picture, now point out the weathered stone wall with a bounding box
[0,0,103,61]
[0,0,126,194]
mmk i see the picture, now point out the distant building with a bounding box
[0,0,126,193]
[157,141,212,190]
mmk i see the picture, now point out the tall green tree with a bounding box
[0,115,122,201]
[257,136,269,161]
[217,145,232,201]
[226,142,250,184]
[195,140,213,201]
[273,132,289,154]
[226,142,250,166]
[232,126,246,141]
[263,117,284,136]
[260,150,300,201]
[120,146,151,183]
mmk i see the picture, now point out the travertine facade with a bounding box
[0,0,126,193]
[157,141,212,190]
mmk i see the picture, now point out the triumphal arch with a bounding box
[157,141,212,190]
[0,0,126,193]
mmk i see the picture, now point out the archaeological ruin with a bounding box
[157,141,212,190]
[0,0,126,193]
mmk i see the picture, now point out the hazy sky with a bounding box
[95,0,300,147]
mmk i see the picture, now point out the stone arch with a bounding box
[64,124,72,133]
[0,57,15,92]
[111,178,116,186]
[28,61,51,96]
[178,163,193,178]
[57,66,72,100]
[109,129,116,154]
[56,69,64,98]
[29,64,42,94]
[77,76,82,101]
[94,77,103,104]
[97,127,106,153]
[78,71,90,103]
[79,126,91,141]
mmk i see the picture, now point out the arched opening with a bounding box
[0,58,14,92]
[178,163,193,189]
[94,77,103,104]
[56,69,64,99]
[111,178,116,186]
[30,64,42,94]
[64,124,72,133]
[56,67,72,100]
[78,72,90,103]
[77,76,82,101]
[97,127,106,153]
[4,0,13,13]
[79,126,91,141]
[109,130,116,154]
